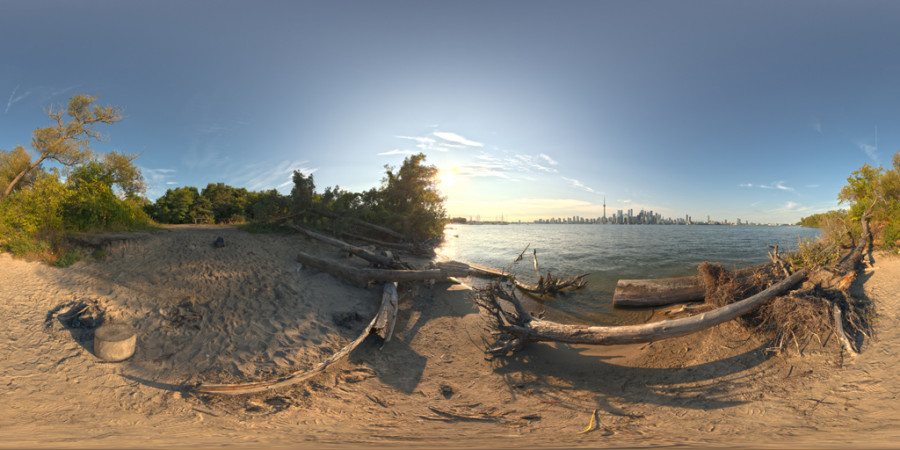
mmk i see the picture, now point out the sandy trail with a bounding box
[1,226,898,448]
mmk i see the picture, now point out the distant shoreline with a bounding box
[451,221,803,227]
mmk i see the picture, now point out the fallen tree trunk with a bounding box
[195,282,398,395]
[308,208,406,241]
[613,265,763,307]
[477,269,807,354]
[343,232,418,253]
[298,251,468,288]
[284,223,406,269]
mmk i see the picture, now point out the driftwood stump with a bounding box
[94,323,137,361]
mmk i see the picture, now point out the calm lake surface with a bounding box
[436,224,820,326]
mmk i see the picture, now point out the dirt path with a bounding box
[0,228,898,448]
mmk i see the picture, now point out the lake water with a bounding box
[436,224,820,326]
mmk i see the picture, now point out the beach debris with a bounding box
[457,249,589,296]
[165,300,202,330]
[474,266,807,356]
[422,406,507,423]
[213,236,225,248]
[45,298,107,347]
[579,409,600,434]
[285,223,408,269]
[296,250,467,288]
[94,322,137,362]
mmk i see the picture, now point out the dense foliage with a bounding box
[144,184,290,225]
[804,150,900,250]
[0,96,150,263]
[1,94,446,265]
[145,153,447,242]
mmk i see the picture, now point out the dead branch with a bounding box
[832,304,859,357]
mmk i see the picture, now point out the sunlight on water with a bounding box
[438,224,820,326]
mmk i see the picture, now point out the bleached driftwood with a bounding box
[477,269,807,355]
[613,265,763,307]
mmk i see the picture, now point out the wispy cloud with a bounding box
[512,153,558,173]
[395,135,450,152]
[141,167,177,198]
[433,131,483,147]
[741,181,795,193]
[860,143,878,162]
[762,181,795,192]
[5,85,31,113]
[562,176,596,193]
[227,160,318,192]
[377,149,417,156]
[812,118,822,134]
[539,153,558,165]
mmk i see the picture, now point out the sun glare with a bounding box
[437,167,458,188]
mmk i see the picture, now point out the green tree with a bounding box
[200,182,249,223]
[146,186,200,224]
[2,94,122,199]
[838,163,884,220]
[379,153,446,241]
[290,170,316,213]
[67,151,145,199]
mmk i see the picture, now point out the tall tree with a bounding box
[380,153,445,241]
[2,94,122,199]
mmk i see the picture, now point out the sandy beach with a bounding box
[1,225,899,448]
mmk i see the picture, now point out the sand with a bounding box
[1,225,899,448]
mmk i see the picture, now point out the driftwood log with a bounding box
[195,282,399,395]
[613,265,763,307]
[298,251,468,288]
[477,269,807,355]
[308,208,406,241]
[285,223,408,269]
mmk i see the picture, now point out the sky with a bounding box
[2,0,900,224]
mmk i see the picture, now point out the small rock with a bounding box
[213,237,225,248]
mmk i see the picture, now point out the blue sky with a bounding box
[2,1,899,223]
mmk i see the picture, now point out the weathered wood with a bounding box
[613,265,762,307]
[372,282,399,344]
[832,304,859,357]
[613,275,705,307]
[452,258,587,294]
[284,223,400,269]
[485,269,806,349]
[297,251,468,287]
[195,282,398,395]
